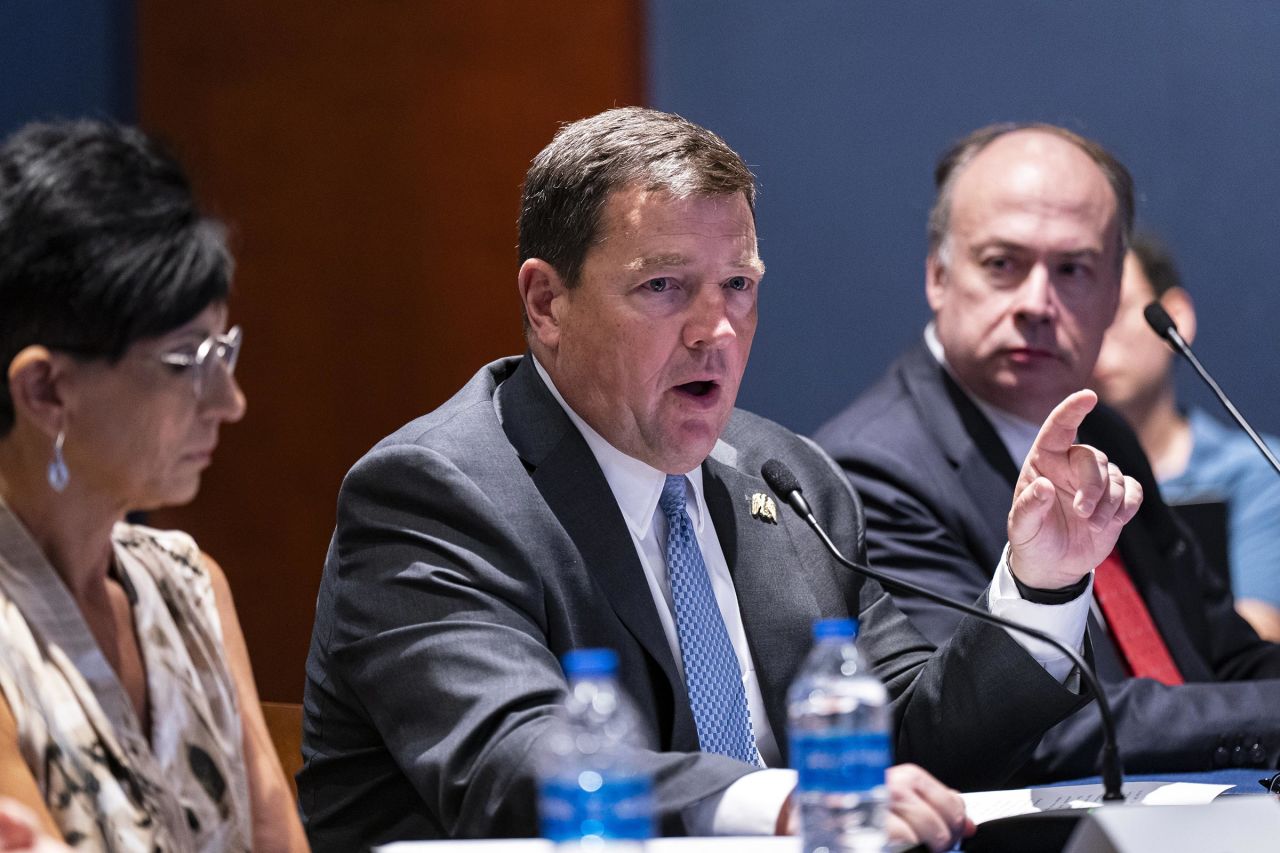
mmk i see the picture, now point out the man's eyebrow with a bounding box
[626,253,689,272]
[624,254,766,275]
[970,239,1029,254]
[969,241,1102,258]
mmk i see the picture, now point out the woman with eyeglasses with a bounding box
[0,121,306,850]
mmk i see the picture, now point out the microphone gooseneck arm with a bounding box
[1144,301,1280,479]
[760,459,1126,803]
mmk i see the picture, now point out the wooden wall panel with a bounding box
[137,1,645,701]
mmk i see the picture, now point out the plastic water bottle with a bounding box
[788,618,891,853]
[538,648,655,849]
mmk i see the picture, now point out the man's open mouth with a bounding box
[675,380,717,397]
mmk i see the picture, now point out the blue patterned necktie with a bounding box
[659,474,761,766]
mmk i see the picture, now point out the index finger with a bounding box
[1028,389,1098,456]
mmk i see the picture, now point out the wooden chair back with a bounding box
[261,701,304,800]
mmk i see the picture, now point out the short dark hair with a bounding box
[518,107,756,290]
[0,120,231,435]
[927,122,1135,262]
[1129,232,1183,298]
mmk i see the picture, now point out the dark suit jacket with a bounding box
[298,355,1086,851]
[815,341,1280,785]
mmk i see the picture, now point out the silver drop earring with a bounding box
[47,430,68,493]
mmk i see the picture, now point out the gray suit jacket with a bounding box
[299,355,1085,851]
[815,342,1280,785]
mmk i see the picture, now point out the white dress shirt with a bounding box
[532,358,793,834]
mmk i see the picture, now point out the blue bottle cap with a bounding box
[562,648,619,677]
[812,617,858,641]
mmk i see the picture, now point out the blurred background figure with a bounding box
[0,120,306,850]
[1093,233,1280,641]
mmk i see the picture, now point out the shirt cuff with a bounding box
[988,543,1092,684]
[683,768,797,836]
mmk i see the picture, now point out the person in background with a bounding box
[0,120,307,851]
[817,123,1280,784]
[1093,233,1280,641]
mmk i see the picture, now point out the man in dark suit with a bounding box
[299,109,1141,851]
[816,123,1280,786]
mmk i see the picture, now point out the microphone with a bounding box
[760,458,1126,803]
[1144,300,1280,478]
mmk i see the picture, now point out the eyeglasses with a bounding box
[158,325,242,400]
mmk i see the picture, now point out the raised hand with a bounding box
[1007,389,1143,590]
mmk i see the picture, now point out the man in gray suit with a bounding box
[298,108,1141,851]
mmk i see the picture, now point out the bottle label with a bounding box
[539,774,655,842]
[790,731,890,793]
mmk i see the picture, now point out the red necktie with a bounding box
[1092,548,1184,686]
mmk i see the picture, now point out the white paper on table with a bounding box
[648,839,796,851]
[376,839,797,852]
[961,780,1234,825]
[375,842,551,852]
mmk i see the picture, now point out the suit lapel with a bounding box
[703,447,817,750]
[496,357,691,739]
[1110,515,1210,678]
[899,344,1013,572]
[896,344,1212,680]
[900,351,1145,676]
[1077,412,1213,680]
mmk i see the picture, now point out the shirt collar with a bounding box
[924,323,1042,467]
[531,356,707,538]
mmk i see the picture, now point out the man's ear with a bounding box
[1162,287,1196,346]
[7,346,66,439]
[925,251,948,312]
[518,258,569,351]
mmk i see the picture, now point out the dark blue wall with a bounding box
[4,3,1278,440]
[650,2,1280,437]
[0,0,134,137]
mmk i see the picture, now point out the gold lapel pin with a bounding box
[750,492,778,524]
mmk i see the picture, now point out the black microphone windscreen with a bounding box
[1143,301,1178,341]
[761,459,801,496]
